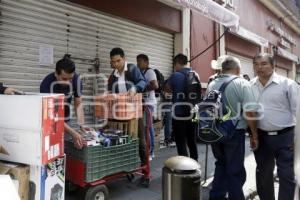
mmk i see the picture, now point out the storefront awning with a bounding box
[174,0,239,29]
[277,47,299,63]
[231,26,269,47]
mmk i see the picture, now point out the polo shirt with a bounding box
[40,72,83,120]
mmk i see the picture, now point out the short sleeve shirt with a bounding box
[207,74,257,129]
[40,72,83,120]
[168,67,191,117]
[143,68,157,106]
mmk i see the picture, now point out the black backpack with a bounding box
[196,76,240,143]
[179,70,202,106]
[143,68,165,97]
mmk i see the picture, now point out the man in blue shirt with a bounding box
[166,53,198,161]
[40,55,84,149]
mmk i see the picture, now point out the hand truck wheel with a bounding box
[85,184,109,200]
[126,173,135,182]
[65,180,79,194]
[139,176,150,188]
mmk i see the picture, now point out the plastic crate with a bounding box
[65,139,140,182]
[94,93,143,120]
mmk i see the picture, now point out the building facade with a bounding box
[189,0,300,85]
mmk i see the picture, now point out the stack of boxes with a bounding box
[0,94,65,200]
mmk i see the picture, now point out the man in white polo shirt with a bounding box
[251,53,299,200]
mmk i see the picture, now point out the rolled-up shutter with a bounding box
[0,0,174,124]
[227,52,255,79]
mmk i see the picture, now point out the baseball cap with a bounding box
[211,55,229,70]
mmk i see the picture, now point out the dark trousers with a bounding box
[172,119,198,161]
[254,128,295,200]
[209,130,246,200]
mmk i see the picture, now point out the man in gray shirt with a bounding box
[251,53,299,200]
[208,56,258,200]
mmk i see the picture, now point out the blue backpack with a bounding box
[195,76,239,143]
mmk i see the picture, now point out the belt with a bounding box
[258,126,294,136]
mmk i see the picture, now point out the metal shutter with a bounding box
[227,52,255,79]
[275,67,288,77]
[0,0,174,124]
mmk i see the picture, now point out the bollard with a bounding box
[162,156,201,200]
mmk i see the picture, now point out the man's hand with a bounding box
[71,131,85,149]
[250,135,259,151]
[4,88,22,95]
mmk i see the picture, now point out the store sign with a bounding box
[267,21,296,46]
[174,0,239,28]
[279,38,292,49]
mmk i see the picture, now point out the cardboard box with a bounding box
[0,94,65,165]
[30,155,65,200]
[0,161,30,200]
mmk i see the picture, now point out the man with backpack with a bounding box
[108,48,146,94]
[137,54,158,160]
[107,48,148,165]
[165,53,202,161]
[206,56,258,200]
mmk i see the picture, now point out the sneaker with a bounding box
[164,138,176,147]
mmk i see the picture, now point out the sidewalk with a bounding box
[66,137,258,200]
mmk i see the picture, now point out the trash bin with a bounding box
[162,156,201,200]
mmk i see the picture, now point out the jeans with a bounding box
[163,104,172,140]
[209,129,246,200]
[144,105,155,156]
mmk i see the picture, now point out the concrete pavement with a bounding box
[66,137,259,200]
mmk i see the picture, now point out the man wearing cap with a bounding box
[208,55,228,85]
[208,56,258,200]
[251,53,299,200]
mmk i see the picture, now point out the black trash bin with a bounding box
[162,156,201,200]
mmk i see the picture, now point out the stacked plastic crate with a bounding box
[64,93,142,185]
